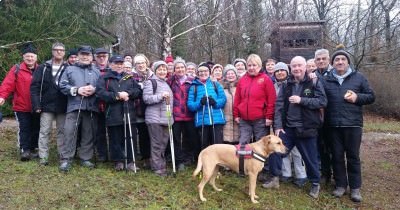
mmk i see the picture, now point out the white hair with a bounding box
[314,49,330,58]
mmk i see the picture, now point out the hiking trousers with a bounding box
[38,112,66,159]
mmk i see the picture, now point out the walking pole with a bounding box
[201,105,205,149]
[125,102,137,173]
[73,95,84,140]
[123,102,128,173]
[165,95,176,174]
[206,97,216,145]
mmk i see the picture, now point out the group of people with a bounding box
[0,42,374,202]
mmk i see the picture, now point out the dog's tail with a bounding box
[192,153,203,179]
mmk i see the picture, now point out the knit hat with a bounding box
[186,62,197,68]
[223,64,238,77]
[174,57,186,69]
[21,43,37,55]
[211,64,223,74]
[197,62,211,73]
[274,62,289,74]
[233,58,247,69]
[331,44,351,65]
[165,55,174,63]
[152,60,167,72]
[67,49,78,58]
[134,54,150,66]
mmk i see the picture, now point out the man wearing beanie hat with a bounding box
[0,43,40,161]
[233,58,247,78]
[31,42,69,165]
[66,49,78,65]
[322,45,375,202]
[58,45,100,171]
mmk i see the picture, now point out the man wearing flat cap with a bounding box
[0,43,40,161]
[59,45,101,172]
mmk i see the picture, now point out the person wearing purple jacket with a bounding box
[167,58,199,171]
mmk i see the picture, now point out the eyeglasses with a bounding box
[52,49,65,52]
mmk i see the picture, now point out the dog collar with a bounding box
[252,152,267,163]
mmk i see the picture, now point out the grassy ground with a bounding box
[0,116,399,209]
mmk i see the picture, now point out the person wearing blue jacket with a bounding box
[187,62,226,150]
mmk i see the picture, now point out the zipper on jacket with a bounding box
[246,77,254,119]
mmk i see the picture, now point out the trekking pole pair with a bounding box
[165,95,176,174]
[123,101,137,173]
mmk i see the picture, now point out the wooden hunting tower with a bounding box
[270,21,325,63]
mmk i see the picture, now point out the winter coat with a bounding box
[131,69,151,119]
[96,71,141,126]
[274,75,327,129]
[143,74,174,125]
[222,81,239,143]
[233,72,276,121]
[322,68,375,127]
[59,63,100,113]
[96,65,111,113]
[187,78,226,127]
[0,62,38,112]
[166,75,195,121]
[30,60,67,113]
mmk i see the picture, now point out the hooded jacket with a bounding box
[233,72,276,121]
[30,60,68,113]
[0,62,38,112]
[322,68,375,127]
[143,74,174,125]
[187,77,226,127]
[59,63,100,113]
[96,71,141,126]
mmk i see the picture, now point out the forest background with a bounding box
[0,0,399,117]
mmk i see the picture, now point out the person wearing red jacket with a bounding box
[0,44,40,161]
[234,54,276,144]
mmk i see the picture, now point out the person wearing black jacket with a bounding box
[263,56,327,199]
[96,55,141,171]
[323,48,375,202]
[30,42,68,166]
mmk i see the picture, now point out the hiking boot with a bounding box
[80,160,95,169]
[178,163,185,171]
[59,161,71,172]
[39,157,49,166]
[257,171,269,182]
[127,162,138,172]
[280,176,292,183]
[262,176,280,189]
[293,178,307,187]
[20,150,31,161]
[30,150,39,159]
[332,187,346,197]
[350,188,362,202]
[309,183,320,199]
[154,169,167,177]
[114,162,124,171]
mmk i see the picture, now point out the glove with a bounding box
[208,97,216,106]
[200,96,207,105]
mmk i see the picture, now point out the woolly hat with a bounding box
[134,54,150,66]
[211,64,223,74]
[331,44,351,65]
[152,60,167,72]
[223,64,238,77]
[173,57,186,69]
[67,49,78,58]
[21,43,37,55]
[197,62,211,73]
[165,55,174,63]
[186,62,197,68]
[274,62,289,74]
[233,58,247,69]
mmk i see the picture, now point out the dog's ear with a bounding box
[264,135,272,146]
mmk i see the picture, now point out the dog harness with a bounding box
[235,144,267,176]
